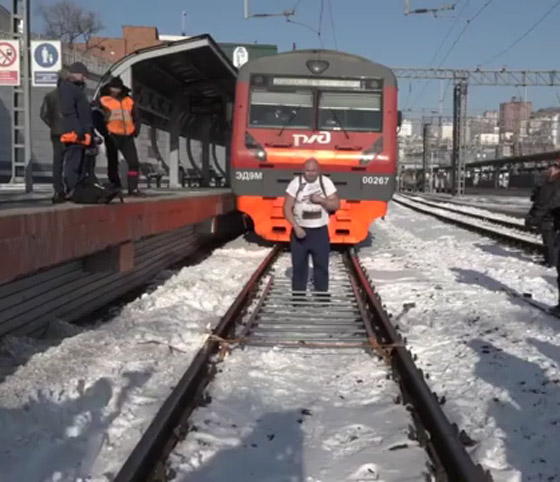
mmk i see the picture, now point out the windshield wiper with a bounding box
[328,109,350,139]
[277,106,302,137]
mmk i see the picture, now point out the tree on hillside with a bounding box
[38,0,103,47]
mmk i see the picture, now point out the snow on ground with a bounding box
[360,202,560,482]
[0,236,270,482]
[168,349,429,482]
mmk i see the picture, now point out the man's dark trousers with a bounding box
[290,225,330,292]
[63,144,85,191]
[111,135,140,191]
[51,134,64,194]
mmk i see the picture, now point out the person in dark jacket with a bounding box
[59,62,94,194]
[99,76,144,196]
[40,74,65,203]
[530,167,558,267]
[526,164,560,312]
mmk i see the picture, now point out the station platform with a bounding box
[0,188,244,338]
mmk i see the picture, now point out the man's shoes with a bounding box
[52,192,67,204]
[128,189,147,198]
[314,293,331,303]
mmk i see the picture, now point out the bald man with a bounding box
[284,158,340,295]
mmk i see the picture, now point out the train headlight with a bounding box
[245,131,268,162]
[306,60,329,75]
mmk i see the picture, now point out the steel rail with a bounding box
[400,194,528,232]
[347,249,493,481]
[113,244,281,482]
[394,196,542,252]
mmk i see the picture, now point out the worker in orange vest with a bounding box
[99,76,144,196]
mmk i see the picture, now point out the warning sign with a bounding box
[31,41,62,87]
[0,40,20,86]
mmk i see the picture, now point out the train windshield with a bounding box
[318,92,382,132]
[249,91,313,129]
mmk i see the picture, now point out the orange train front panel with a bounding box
[237,195,388,244]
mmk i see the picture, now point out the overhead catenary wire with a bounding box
[479,0,560,66]
[405,0,469,111]
[407,0,497,112]
[318,0,325,47]
[404,0,470,111]
[285,0,326,47]
[327,0,338,50]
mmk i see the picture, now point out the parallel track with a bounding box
[395,194,542,252]
[113,245,492,482]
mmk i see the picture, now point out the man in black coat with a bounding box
[58,62,93,194]
[526,164,560,312]
[40,75,65,203]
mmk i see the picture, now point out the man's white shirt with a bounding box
[285,175,337,228]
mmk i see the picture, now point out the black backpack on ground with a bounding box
[71,178,123,204]
[69,137,124,205]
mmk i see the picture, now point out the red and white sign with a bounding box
[0,41,20,86]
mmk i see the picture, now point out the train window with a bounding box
[249,90,313,129]
[318,92,382,132]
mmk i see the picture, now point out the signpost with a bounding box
[0,40,20,86]
[31,40,61,87]
[232,46,249,68]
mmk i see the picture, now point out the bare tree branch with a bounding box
[37,0,104,46]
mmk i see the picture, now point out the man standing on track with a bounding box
[284,158,340,296]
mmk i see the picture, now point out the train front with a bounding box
[231,50,398,244]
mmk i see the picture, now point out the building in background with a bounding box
[72,25,277,67]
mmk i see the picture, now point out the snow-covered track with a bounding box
[395,194,543,252]
[113,245,491,482]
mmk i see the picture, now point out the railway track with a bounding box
[395,193,543,252]
[113,245,492,482]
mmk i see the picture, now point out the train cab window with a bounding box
[249,91,313,129]
[318,92,382,132]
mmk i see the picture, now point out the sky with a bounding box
[17,0,560,117]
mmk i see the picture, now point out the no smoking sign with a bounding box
[0,40,20,86]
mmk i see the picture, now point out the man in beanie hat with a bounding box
[99,75,144,196]
[58,62,94,193]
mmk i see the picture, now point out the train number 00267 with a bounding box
[362,176,390,185]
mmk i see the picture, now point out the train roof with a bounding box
[238,49,397,87]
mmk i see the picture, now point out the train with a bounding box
[230,49,399,244]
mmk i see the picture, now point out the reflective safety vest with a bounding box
[100,96,136,136]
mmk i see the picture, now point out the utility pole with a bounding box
[181,11,187,36]
[451,80,468,196]
[10,0,32,192]
[422,123,431,192]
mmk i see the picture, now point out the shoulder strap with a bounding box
[295,174,305,198]
[319,175,327,197]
